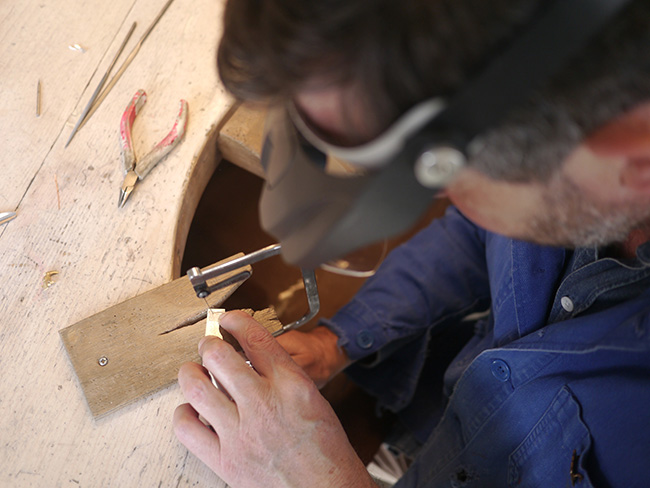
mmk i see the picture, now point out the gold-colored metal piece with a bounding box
[570,449,584,486]
[43,270,59,288]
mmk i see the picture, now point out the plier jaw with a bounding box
[118,169,139,208]
[117,89,188,207]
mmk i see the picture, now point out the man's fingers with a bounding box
[173,403,222,472]
[217,311,298,379]
[177,361,238,431]
[198,334,264,403]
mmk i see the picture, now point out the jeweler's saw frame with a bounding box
[187,243,320,335]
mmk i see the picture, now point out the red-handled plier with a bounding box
[118,89,188,208]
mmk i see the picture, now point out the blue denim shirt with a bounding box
[323,206,650,487]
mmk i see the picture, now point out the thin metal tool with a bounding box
[80,0,175,129]
[65,22,137,148]
[187,244,321,336]
[0,212,16,226]
[36,80,41,117]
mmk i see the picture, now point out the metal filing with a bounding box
[79,0,176,128]
[65,22,137,147]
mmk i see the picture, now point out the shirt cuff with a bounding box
[319,301,386,362]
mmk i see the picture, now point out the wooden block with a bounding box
[250,307,283,334]
[217,102,362,179]
[60,254,250,419]
[217,102,267,178]
[208,307,283,353]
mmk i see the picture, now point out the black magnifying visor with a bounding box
[259,101,450,270]
[259,0,632,270]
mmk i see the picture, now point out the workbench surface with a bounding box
[0,0,233,485]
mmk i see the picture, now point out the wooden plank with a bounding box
[217,102,357,178]
[207,307,283,337]
[0,0,236,485]
[215,307,283,351]
[172,121,222,276]
[60,254,250,418]
[0,0,138,207]
[218,102,267,178]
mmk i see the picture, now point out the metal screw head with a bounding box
[414,145,466,188]
[98,356,108,367]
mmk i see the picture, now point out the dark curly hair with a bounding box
[217,0,650,182]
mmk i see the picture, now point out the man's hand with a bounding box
[173,311,375,488]
[276,326,351,388]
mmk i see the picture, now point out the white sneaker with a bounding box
[366,443,410,487]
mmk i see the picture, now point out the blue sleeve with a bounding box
[323,206,490,360]
[320,206,492,411]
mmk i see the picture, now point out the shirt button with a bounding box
[491,359,511,382]
[356,330,374,349]
[561,296,575,313]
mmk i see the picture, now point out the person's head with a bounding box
[218,0,650,252]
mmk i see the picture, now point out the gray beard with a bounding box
[526,177,650,249]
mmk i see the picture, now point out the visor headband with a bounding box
[289,99,446,169]
[290,0,632,172]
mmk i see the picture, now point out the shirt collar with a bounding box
[635,240,650,265]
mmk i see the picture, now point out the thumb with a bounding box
[218,311,295,377]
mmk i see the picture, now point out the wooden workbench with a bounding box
[0,0,241,485]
